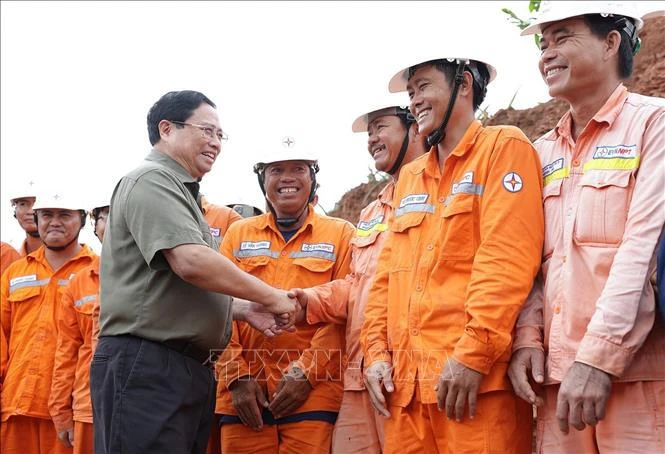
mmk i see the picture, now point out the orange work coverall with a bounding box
[215,207,353,454]
[202,195,243,243]
[361,121,544,454]
[201,195,242,454]
[49,257,100,454]
[1,245,96,454]
[1,242,21,276]
[302,182,394,453]
[1,243,21,383]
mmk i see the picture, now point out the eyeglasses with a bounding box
[170,121,228,143]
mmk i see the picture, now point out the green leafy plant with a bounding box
[502,0,542,46]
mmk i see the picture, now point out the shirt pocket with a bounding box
[236,254,271,274]
[7,285,43,352]
[7,284,42,304]
[350,230,381,275]
[574,169,633,246]
[440,196,475,260]
[292,256,335,280]
[542,179,563,259]
[389,211,427,271]
[73,296,98,316]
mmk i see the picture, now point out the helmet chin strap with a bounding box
[426,61,467,147]
[386,110,416,176]
[273,202,309,228]
[27,230,40,238]
[44,235,79,251]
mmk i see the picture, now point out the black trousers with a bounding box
[90,335,216,454]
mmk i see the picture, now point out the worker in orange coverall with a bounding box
[1,242,21,276]
[200,193,242,454]
[214,137,354,454]
[360,48,544,454]
[201,194,243,244]
[9,181,42,256]
[509,3,665,453]
[0,242,21,387]
[288,95,426,453]
[49,200,109,454]
[1,190,96,454]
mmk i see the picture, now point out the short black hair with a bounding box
[583,14,635,79]
[146,90,217,145]
[408,59,490,111]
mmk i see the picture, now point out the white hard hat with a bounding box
[253,136,319,174]
[32,191,88,212]
[351,94,413,133]
[90,199,110,220]
[9,180,39,204]
[90,199,110,212]
[520,1,646,36]
[388,51,497,94]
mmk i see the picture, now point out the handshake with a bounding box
[233,288,310,337]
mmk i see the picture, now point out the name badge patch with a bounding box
[543,158,564,178]
[209,227,221,237]
[593,144,637,159]
[584,144,640,172]
[301,243,334,254]
[240,241,271,251]
[358,215,384,231]
[399,194,429,208]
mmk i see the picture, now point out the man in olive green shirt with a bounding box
[91,90,298,454]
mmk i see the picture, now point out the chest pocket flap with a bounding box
[391,211,427,233]
[442,195,474,218]
[74,295,98,315]
[8,281,44,304]
[234,253,272,272]
[580,168,632,189]
[292,256,335,274]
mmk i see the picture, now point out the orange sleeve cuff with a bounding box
[51,412,74,433]
[453,331,496,375]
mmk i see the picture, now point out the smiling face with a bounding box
[538,17,609,101]
[263,160,312,218]
[160,103,222,179]
[35,209,82,249]
[367,114,408,174]
[406,64,453,137]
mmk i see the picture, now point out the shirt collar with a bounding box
[378,180,395,207]
[554,84,628,140]
[422,120,483,178]
[26,243,96,266]
[592,84,628,127]
[145,149,199,184]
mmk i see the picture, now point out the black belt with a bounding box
[220,410,338,426]
[161,339,217,365]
